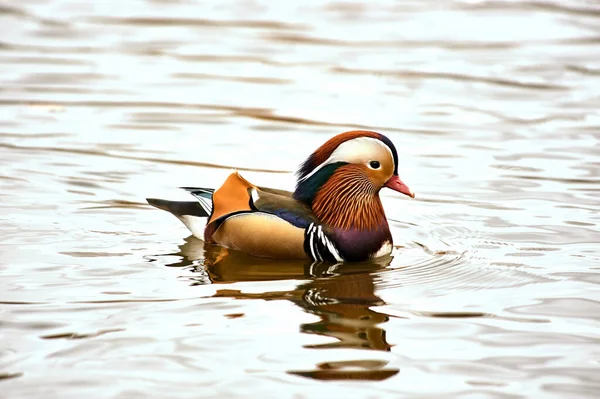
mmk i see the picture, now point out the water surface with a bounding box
[1,0,600,398]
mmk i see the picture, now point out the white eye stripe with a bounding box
[299,137,394,182]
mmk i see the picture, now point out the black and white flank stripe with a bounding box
[304,223,343,263]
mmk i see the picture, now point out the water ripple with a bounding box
[333,67,569,91]
[87,16,307,30]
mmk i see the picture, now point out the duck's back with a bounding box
[206,172,310,259]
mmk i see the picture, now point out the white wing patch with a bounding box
[250,187,260,205]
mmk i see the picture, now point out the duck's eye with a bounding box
[369,160,381,169]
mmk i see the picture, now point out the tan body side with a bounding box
[212,212,308,259]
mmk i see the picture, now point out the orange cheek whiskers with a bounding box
[312,166,387,231]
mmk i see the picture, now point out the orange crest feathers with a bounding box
[297,131,385,181]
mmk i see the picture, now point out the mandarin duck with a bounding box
[147,130,414,262]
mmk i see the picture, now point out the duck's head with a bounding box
[293,130,414,208]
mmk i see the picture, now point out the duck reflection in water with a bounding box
[158,236,400,380]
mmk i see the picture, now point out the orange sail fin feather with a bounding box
[147,131,415,262]
[207,171,255,225]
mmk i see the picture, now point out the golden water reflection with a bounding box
[168,236,400,380]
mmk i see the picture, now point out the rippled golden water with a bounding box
[2,1,600,397]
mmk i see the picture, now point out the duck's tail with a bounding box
[146,198,211,240]
[146,198,210,218]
